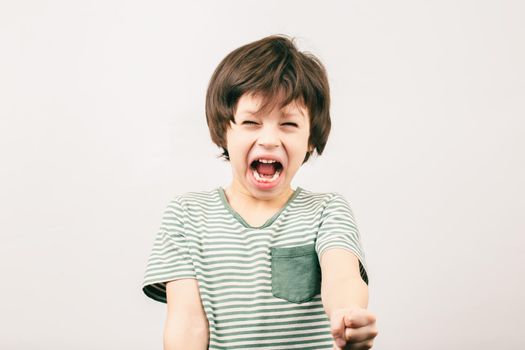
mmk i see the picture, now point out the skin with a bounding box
[223,92,379,348]
[224,92,312,224]
[322,249,379,349]
[164,279,209,350]
[164,91,377,350]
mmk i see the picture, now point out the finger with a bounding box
[342,338,375,350]
[344,324,379,343]
[330,312,347,348]
[332,342,343,350]
[343,310,377,329]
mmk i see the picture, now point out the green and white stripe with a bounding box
[142,187,368,349]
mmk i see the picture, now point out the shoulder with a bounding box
[165,188,219,204]
[293,188,356,222]
[163,188,222,215]
[295,187,349,209]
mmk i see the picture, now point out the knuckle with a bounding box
[344,328,353,340]
[370,327,379,338]
[366,340,374,348]
[330,326,342,337]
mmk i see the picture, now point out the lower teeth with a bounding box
[253,169,281,183]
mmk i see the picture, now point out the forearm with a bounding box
[321,275,369,319]
[164,317,209,350]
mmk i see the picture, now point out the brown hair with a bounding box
[205,34,331,162]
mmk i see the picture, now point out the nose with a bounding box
[257,125,280,148]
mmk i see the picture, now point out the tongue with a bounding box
[256,162,277,176]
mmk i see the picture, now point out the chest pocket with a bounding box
[270,243,321,303]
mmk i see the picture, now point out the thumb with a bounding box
[330,313,347,348]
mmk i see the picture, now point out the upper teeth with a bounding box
[258,159,276,163]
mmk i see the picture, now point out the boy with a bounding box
[142,35,378,349]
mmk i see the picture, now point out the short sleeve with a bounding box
[315,193,369,284]
[142,198,196,303]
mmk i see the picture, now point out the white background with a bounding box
[1,1,524,349]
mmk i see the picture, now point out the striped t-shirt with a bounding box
[142,186,368,349]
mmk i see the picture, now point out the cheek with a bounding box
[226,134,251,166]
[291,133,310,153]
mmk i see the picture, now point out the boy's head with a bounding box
[206,35,331,163]
[205,35,331,199]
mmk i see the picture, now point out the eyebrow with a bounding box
[283,111,304,118]
[240,110,305,118]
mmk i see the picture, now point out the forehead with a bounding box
[235,93,308,118]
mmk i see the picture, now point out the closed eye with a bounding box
[241,121,297,127]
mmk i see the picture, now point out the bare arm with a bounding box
[320,249,378,348]
[164,278,209,350]
[320,248,369,317]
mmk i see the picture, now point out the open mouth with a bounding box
[250,159,283,183]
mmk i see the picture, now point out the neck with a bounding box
[225,182,294,210]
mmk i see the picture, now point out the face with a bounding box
[225,93,311,201]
